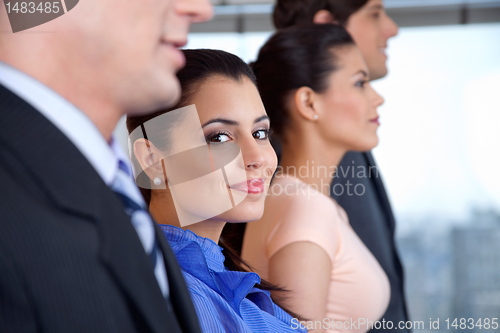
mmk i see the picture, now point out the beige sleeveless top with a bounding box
[242,175,390,333]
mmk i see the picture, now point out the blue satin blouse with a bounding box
[159,224,306,333]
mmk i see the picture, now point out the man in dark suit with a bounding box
[273,0,410,332]
[0,0,212,332]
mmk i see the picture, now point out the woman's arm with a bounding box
[269,241,332,333]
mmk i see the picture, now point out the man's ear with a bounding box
[293,86,320,122]
[313,9,338,24]
[133,138,165,181]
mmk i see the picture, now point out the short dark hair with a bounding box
[251,24,354,139]
[273,0,369,29]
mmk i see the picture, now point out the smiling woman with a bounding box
[126,49,305,333]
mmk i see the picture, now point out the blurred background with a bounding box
[116,0,500,331]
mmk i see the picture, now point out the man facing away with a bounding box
[0,0,212,332]
[273,0,409,332]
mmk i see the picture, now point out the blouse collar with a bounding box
[159,225,274,315]
[162,224,226,271]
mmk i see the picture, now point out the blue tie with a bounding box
[111,160,169,298]
[113,191,159,267]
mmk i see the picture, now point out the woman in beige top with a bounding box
[242,24,390,332]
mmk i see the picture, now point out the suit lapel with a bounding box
[0,85,179,333]
[155,223,201,333]
[98,204,183,333]
[364,151,406,300]
[364,151,397,231]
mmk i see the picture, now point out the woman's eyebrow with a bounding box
[201,115,270,128]
[202,118,238,128]
[369,4,383,11]
[352,70,368,78]
[254,115,270,124]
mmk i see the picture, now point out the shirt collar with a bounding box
[162,224,226,271]
[160,224,268,312]
[0,61,118,185]
[111,136,133,176]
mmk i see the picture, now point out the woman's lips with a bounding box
[229,178,265,194]
[370,116,380,125]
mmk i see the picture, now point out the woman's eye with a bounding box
[207,132,232,143]
[355,80,368,88]
[253,129,271,140]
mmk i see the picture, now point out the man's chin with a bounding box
[152,77,181,109]
[127,82,181,117]
[369,66,388,81]
[161,80,182,108]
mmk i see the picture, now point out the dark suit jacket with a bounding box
[331,151,410,332]
[0,84,201,333]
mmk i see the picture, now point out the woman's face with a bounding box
[165,75,278,225]
[316,45,384,152]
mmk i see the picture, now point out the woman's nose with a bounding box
[368,84,385,107]
[241,141,265,170]
[375,92,384,108]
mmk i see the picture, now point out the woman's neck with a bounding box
[149,191,226,243]
[184,220,226,243]
[279,136,347,196]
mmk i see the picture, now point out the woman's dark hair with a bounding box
[273,0,369,29]
[126,48,302,319]
[251,23,354,139]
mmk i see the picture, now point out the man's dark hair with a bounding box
[273,0,369,29]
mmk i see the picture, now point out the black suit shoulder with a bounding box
[0,137,147,333]
[0,84,200,333]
